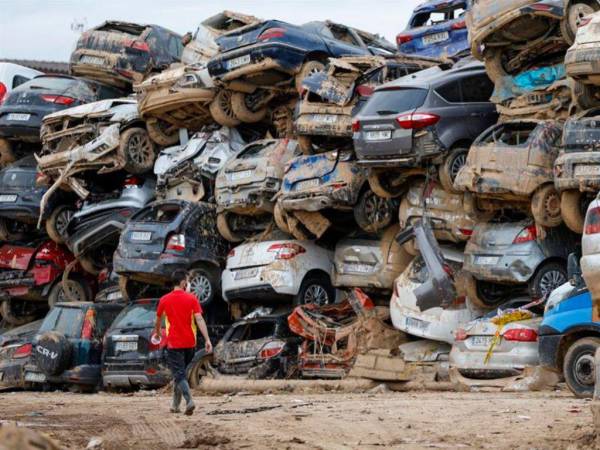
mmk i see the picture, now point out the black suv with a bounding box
[24,302,124,391]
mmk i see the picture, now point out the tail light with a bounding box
[125,39,150,52]
[41,95,75,105]
[584,206,600,235]
[451,20,466,30]
[0,82,6,105]
[396,34,413,45]
[13,343,32,358]
[98,268,109,283]
[503,328,538,342]
[454,328,468,341]
[356,85,374,97]
[267,243,306,260]
[149,329,167,351]
[352,120,361,132]
[123,176,142,186]
[458,228,473,237]
[513,224,537,244]
[579,16,593,28]
[396,113,440,130]
[228,248,236,258]
[258,27,286,40]
[258,340,285,359]
[166,234,186,252]
[81,308,96,340]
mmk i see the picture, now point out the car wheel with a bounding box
[563,2,598,45]
[561,190,589,234]
[209,90,241,127]
[463,193,495,222]
[0,139,15,168]
[217,212,244,243]
[295,60,325,92]
[439,148,468,194]
[528,262,567,299]
[188,266,220,307]
[48,279,89,308]
[483,48,507,83]
[297,135,313,155]
[463,274,509,309]
[294,273,335,306]
[187,354,214,389]
[0,218,26,242]
[120,127,156,174]
[273,202,291,235]
[574,81,600,109]
[45,205,74,245]
[563,337,600,398]
[146,118,179,147]
[354,189,397,234]
[531,184,562,227]
[230,92,268,123]
[367,170,407,199]
[0,300,37,326]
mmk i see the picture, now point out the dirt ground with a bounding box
[0,387,597,449]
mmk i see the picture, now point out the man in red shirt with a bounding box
[154,269,212,416]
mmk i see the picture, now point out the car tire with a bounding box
[188,265,220,308]
[47,279,89,308]
[45,205,74,245]
[217,212,244,243]
[563,2,598,46]
[563,337,600,398]
[294,273,335,306]
[120,127,156,174]
[273,202,291,234]
[230,92,268,123]
[187,354,214,388]
[297,135,313,155]
[483,48,507,83]
[35,331,72,376]
[439,148,468,194]
[0,300,36,326]
[531,184,563,227]
[574,81,600,109]
[463,193,495,222]
[528,261,568,299]
[0,138,15,168]
[463,274,507,309]
[561,190,587,234]
[0,218,26,242]
[79,254,101,276]
[294,60,325,92]
[353,188,397,234]
[209,90,241,127]
[367,170,407,199]
[146,118,179,147]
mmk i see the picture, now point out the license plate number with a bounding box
[0,194,17,202]
[115,341,138,352]
[365,130,392,141]
[314,114,338,124]
[423,31,449,45]
[406,317,429,331]
[296,178,320,191]
[131,231,152,241]
[25,372,46,382]
[343,263,373,274]
[471,336,494,347]
[230,170,253,181]
[7,113,30,121]
[234,268,258,280]
[475,256,500,265]
[226,55,251,70]
[80,55,105,66]
[575,165,600,176]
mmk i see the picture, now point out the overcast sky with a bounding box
[0,0,422,61]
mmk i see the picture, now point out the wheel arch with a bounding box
[557,328,600,371]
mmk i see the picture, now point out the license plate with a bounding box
[295,179,320,191]
[423,31,449,46]
[80,55,105,66]
[575,165,600,177]
[230,170,253,181]
[115,341,138,352]
[470,336,494,347]
[313,114,338,124]
[0,194,17,202]
[25,372,46,383]
[226,55,251,70]
[475,256,500,265]
[234,267,258,280]
[365,130,392,141]
[343,263,373,274]
[406,317,429,331]
[107,291,122,301]
[131,231,152,241]
[7,113,30,121]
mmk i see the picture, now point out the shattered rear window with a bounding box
[135,204,182,223]
[95,22,146,36]
[0,169,36,188]
[411,3,467,27]
[361,88,428,116]
[482,123,538,146]
[39,307,84,338]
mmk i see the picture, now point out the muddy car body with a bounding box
[215,139,299,242]
[94,269,123,303]
[333,224,413,294]
[113,200,229,305]
[0,320,42,389]
[70,21,183,90]
[454,120,563,226]
[154,127,246,202]
[581,194,600,311]
[467,0,567,81]
[24,302,124,390]
[397,0,470,58]
[353,61,496,196]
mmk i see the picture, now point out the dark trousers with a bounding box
[166,348,195,384]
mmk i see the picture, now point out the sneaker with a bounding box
[170,406,181,413]
[184,402,196,416]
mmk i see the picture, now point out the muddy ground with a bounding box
[0,387,597,449]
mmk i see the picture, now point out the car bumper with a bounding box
[0,202,40,223]
[0,359,28,388]
[279,186,358,212]
[449,342,539,374]
[24,364,101,386]
[138,88,214,120]
[565,45,600,80]
[216,185,278,215]
[222,262,299,302]
[333,270,397,291]
[554,152,600,192]
[113,254,190,284]
[295,110,353,138]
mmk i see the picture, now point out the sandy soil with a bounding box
[0,387,597,449]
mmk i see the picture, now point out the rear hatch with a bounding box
[75,21,147,54]
[202,11,262,37]
[214,20,285,53]
[282,152,341,192]
[335,235,382,276]
[221,140,279,187]
[563,109,600,152]
[226,239,295,270]
[467,221,531,255]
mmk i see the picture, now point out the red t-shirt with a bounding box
[156,290,203,349]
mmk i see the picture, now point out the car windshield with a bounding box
[0,169,36,188]
[39,307,84,338]
[361,88,428,116]
[18,76,79,92]
[111,302,158,329]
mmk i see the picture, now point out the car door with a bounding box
[458,72,497,137]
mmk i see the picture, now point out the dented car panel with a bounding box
[0,320,42,389]
[565,10,600,84]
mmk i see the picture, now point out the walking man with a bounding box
[154,269,212,416]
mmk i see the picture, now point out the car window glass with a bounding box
[328,24,360,46]
[12,75,30,89]
[411,4,467,27]
[361,88,428,115]
[436,81,462,103]
[168,34,182,59]
[460,74,493,103]
[96,23,145,36]
[486,123,537,146]
[94,83,124,100]
[39,307,84,338]
[18,77,78,92]
[112,303,157,329]
[238,143,271,159]
[95,308,122,338]
[246,322,276,340]
[135,204,182,223]
[0,169,36,188]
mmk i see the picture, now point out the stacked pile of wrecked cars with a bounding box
[1,2,600,397]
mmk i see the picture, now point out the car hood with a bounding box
[43,98,137,123]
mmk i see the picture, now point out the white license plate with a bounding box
[313,114,338,124]
[475,256,500,265]
[295,178,320,191]
[80,55,105,66]
[106,291,122,301]
[131,231,152,241]
[406,317,429,331]
[575,165,600,176]
[226,55,251,70]
[115,341,138,352]
[423,31,449,46]
[470,336,494,347]
[0,194,17,202]
[7,113,30,121]
[230,170,253,181]
[25,372,46,383]
[365,130,392,141]
[343,263,373,274]
[234,267,259,280]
